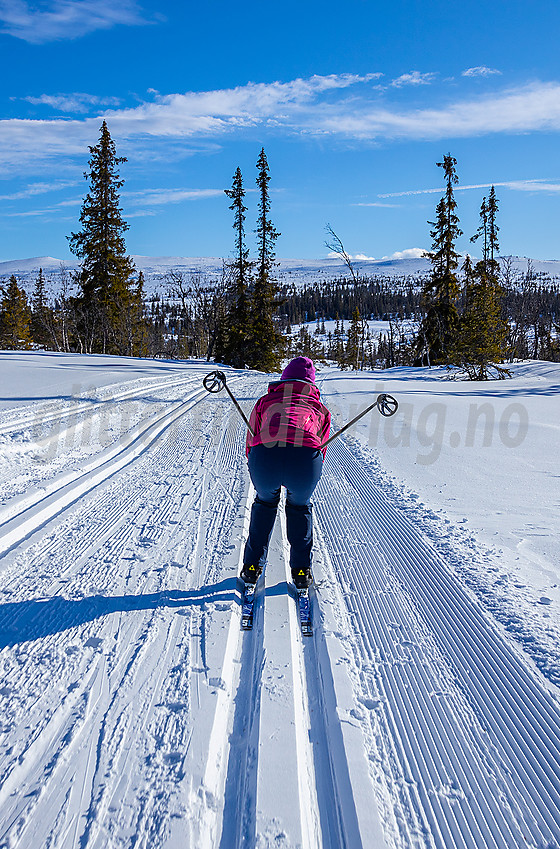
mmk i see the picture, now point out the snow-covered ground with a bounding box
[0,351,559,848]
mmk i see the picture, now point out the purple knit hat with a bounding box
[281,356,316,383]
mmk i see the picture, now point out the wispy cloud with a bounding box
[318,82,560,140]
[103,73,382,136]
[0,186,227,220]
[0,73,381,168]
[123,188,225,206]
[355,201,401,208]
[23,93,122,113]
[0,179,79,200]
[0,0,150,43]
[5,76,560,173]
[505,180,560,192]
[379,179,560,198]
[462,66,502,78]
[391,71,435,87]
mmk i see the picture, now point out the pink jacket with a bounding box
[246,380,331,457]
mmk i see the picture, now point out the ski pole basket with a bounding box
[203,370,226,394]
[376,393,399,417]
[202,370,255,435]
[321,392,398,448]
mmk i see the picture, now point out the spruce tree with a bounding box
[31,267,53,348]
[455,188,509,379]
[68,120,137,355]
[130,272,149,357]
[0,276,32,349]
[248,148,283,371]
[416,154,462,364]
[223,167,252,368]
[344,307,365,370]
[335,316,346,367]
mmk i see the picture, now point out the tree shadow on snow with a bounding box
[0,577,240,647]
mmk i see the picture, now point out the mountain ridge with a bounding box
[1,254,559,290]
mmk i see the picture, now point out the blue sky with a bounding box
[1,0,560,262]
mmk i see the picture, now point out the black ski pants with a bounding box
[243,444,323,572]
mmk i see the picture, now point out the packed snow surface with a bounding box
[0,351,559,848]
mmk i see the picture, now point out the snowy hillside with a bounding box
[2,254,560,295]
[0,352,559,848]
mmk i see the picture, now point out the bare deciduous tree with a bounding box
[324,223,358,285]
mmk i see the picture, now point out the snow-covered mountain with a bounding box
[2,254,560,293]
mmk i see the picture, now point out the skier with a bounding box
[240,356,331,591]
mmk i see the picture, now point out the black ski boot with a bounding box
[292,566,313,590]
[240,562,263,585]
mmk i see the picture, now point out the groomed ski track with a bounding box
[0,368,559,849]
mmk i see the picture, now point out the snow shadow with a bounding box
[0,578,239,647]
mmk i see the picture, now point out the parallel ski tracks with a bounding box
[3,367,559,849]
[317,438,560,849]
[206,500,374,849]
[0,371,201,437]
[0,382,212,562]
[0,376,252,849]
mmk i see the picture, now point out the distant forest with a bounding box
[1,123,559,376]
[277,276,421,326]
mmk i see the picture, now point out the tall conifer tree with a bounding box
[31,267,52,347]
[223,167,252,368]
[0,276,32,349]
[455,187,509,379]
[344,307,365,370]
[69,121,138,354]
[416,154,462,364]
[249,148,283,371]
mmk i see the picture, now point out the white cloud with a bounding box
[0,0,150,43]
[5,76,560,173]
[326,248,427,261]
[0,186,227,220]
[355,201,401,208]
[462,66,502,78]
[318,82,560,140]
[391,71,435,88]
[326,251,377,261]
[0,179,79,200]
[379,178,560,198]
[122,188,225,206]
[23,93,122,113]
[134,76,558,146]
[103,73,381,137]
[125,209,156,218]
[505,180,560,192]
[382,248,427,260]
[0,73,381,169]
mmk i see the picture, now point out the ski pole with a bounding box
[321,393,398,448]
[203,370,255,436]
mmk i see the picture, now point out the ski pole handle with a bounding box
[321,392,398,448]
[202,370,255,436]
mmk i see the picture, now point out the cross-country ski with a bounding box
[296,589,312,636]
[241,581,256,630]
